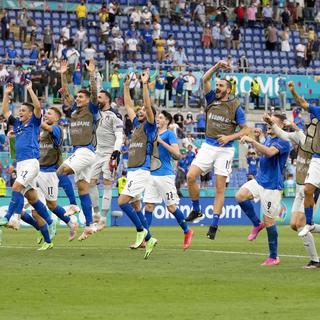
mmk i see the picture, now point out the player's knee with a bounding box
[11,184,21,193]
[118,195,127,207]
[167,205,176,213]
[304,184,314,197]
[187,171,197,184]
[46,201,56,211]
[145,203,155,212]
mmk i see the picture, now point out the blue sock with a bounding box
[192,199,200,212]
[79,194,93,226]
[32,200,53,225]
[145,210,153,227]
[305,207,313,225]
[137,210,151,241]
[5,191,24,220]
[21,213,39,230]
[173,208,189,234]
[119,203,143,231]
[59,174,77,205]
[266,225,278,259]
[239,200,260,227]
[52,205,71,224]
[39,224,51,243]
[212,213,220,226]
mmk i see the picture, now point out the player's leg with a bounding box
[132,199,152,244]
[144,203,155,227]
[89,179,101,223]
[236,179,265,240]
[58,174,78,206]
[99,178,113,229]
[143,176,161,228]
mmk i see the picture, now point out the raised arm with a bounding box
[86,59,97,105]
[288,81,308,111]
[203,60,230,94]
[123,75,136,122]
[241,134,279,158]
[60,60,74,106]
[1,83,13,120]
[141,71,154,124]
[25,80,41,118]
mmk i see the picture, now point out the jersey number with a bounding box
[166,192,174,201]
[225,161,231,169]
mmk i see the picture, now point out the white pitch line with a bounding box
[0,245,309,259]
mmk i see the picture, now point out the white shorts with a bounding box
[16,159,40,194]
[143,175,179,206]
[305,158,320,188]
[192,142,234,176]
[36,171,59,202]
[155,89,165,100]
[63,147,95,183]
[242,179,282,219]
[292,184,304,213]
[90,153,113,181]
[121,169,150,199]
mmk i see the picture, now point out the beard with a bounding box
[215,89,228,100]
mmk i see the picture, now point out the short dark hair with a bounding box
[49,106,62,118]
[273,113,287,122]
[161,110,172,126]
[22,102,34,112]
[77,89,91,98]
[100,90,112,102]
[221,78,232,90]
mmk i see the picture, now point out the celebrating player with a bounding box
[118,71,157,259]
[143,110,194,250]
[185,60,248,240]
[88,60,123,231]
[236,114,290,265]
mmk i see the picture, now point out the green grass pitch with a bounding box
[1,225,320,320]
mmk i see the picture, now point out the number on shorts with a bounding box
[127,180,133,190]
[166,192,174,201]
[267,201,272,210]
[225,160,231,169]
[20,171,28,180]
[47,187,54,197]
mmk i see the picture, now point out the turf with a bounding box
[1,225,320,320]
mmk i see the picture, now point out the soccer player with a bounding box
[58,174,80,212]
[118,71,157,259]
[143,110,194,250]
[185,60,248,240]
[33,106,79,242]
[236,113,290,266]
[89,61,123,231]
[265,112,320,268]
[57,60,98,240]
[0,81,56,250]
[288,82,320,242]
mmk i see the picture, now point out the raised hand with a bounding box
[288,81,295,92]
[25,79,32,90]
[85,59,95,73]
[262,113,273,125]
[141,70,150,84]
[60,60,68,74]
[4,83,14,94]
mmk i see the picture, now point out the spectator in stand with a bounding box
[175,75,186,107]
[247,3,257,28]
[305,40,313,67]
[176,153,188,195]
[18,8,28,43]
[75,25,87,52]
[217,0,229,24]
[152,20,162,41]
[31,63,49,97]
[1,10,10,40]
[232,24,241,50]
[72,63,82,93]
[262,3,273,27]
[38,49,49,67]
[211,22,221,48]
[6,44,18,65]
[126,36,139,62]
[141,7,152,25]
[140,22,153,54]
[104,46,117,64]
[223,23,232,50]
[124,114,133,138]
[155,35,166,62]
[121,138,129,170]
[61,22,71,41]
[100,19,110,43]
[55,38,65,59]
[296,40,306,67]
[113,32,125,60]
[173,111,184,130]
[266,23,278,51]
[12,64,24,102]
[250,76,260,108]
[280,27,290,52]
[234,3,246,27]
[167,34,176,58]
[130,7,141,28]
[110,66,121,100]
[182,133,196,151]
[202,23,212,48]
[165,68,175,104]
[238,54,249,73]
[75,0,88,28]
[294,111,305,130]
[154,69,166,107]
[128,70,139,101]
[281,6,291,28]
[183,70,195,106]
[215,10,226,26]
[184,113,195,134]
[160,0,170,16]
[196,107,206,138]
[126,24,140,40]
[277,75,287,109]
[29,44,39,65]
[84,43,96,62]
[183,3,192,26]
[246,151,259,177]
[185,144,196,166]
[43,25,53,58]
[193,2,206,26]
[111,22,121,37]
[312,36,320,60]
[109,0,120,28]
[65,40,80,81]
[99,3,109,23]
[29,21,38,46]
[173,47,188,71]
